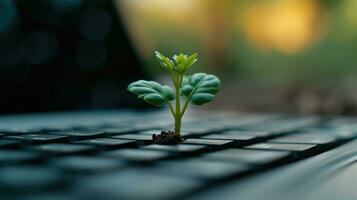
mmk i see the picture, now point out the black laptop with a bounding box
[0,1,356,200]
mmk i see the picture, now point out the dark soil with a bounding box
[152,131,185,144]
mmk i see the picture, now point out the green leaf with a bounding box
[174,53,198,73]
[173,53,187,65]
[181,73,220,105]
[155,51,174,72]
[128,80,175,106]
[182,53,197,72]
[173,53,187,73]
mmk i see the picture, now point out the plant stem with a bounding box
[174,74,182,136]
[168,102,175,116]
[181,99,190,116]
[170,72,178,86]
[174,112,181,136]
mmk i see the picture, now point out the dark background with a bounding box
[0,0,145,114]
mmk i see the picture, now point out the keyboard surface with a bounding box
[0,110,356,200]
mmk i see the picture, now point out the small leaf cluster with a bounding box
[128,52,220,107]
[155,51,198,73]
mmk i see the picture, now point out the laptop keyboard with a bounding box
[0,111,356,200]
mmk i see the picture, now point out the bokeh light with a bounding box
[116,0,357,113]
[0,0,18,36]
[242,0,323,54]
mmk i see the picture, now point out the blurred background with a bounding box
[1,0,357,115]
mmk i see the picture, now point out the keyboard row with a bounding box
[0,114,356,199]
[0,120,353,165]
[0,132,353,198]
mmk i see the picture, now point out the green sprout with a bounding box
[127,51,220,138]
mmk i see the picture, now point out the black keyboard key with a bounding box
[0,139,21,148]
[30,144,95,155]
[240,117,319,133]
[183,138,233,146]
[4,134,68,144]
[50,130,104,140]
[142,144,206,155]
[51,156,125,174]
[239,125,287,133]
[202,133,258,146]
[203,149,290,166]
[112,134,152,145]
[269,134,337,145]
[100,127,136,136]
[0,166,63,192]
[133,119,172,130]
[75,169,202,200]
[223,130,272,137]
[103,149,169,163]
[301,127,356,139]
[202,133,257,141]
[138,129,162,135]
[213,114,277,128]
[155,159,250,180]
[181,126,222,136]
[75,138,135,150]
[0,150,42,165]
[0,128,42,135]
[245,143,317,157]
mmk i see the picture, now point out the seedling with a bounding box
[128,51,220,144]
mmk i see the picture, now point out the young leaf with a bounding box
[182,53,197,72]
[128,80,175,106]
[155,51,174,72]
[173,53,187,65]
[181,73,220,105]
[173,53,187,73]
[174,53,198,73]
